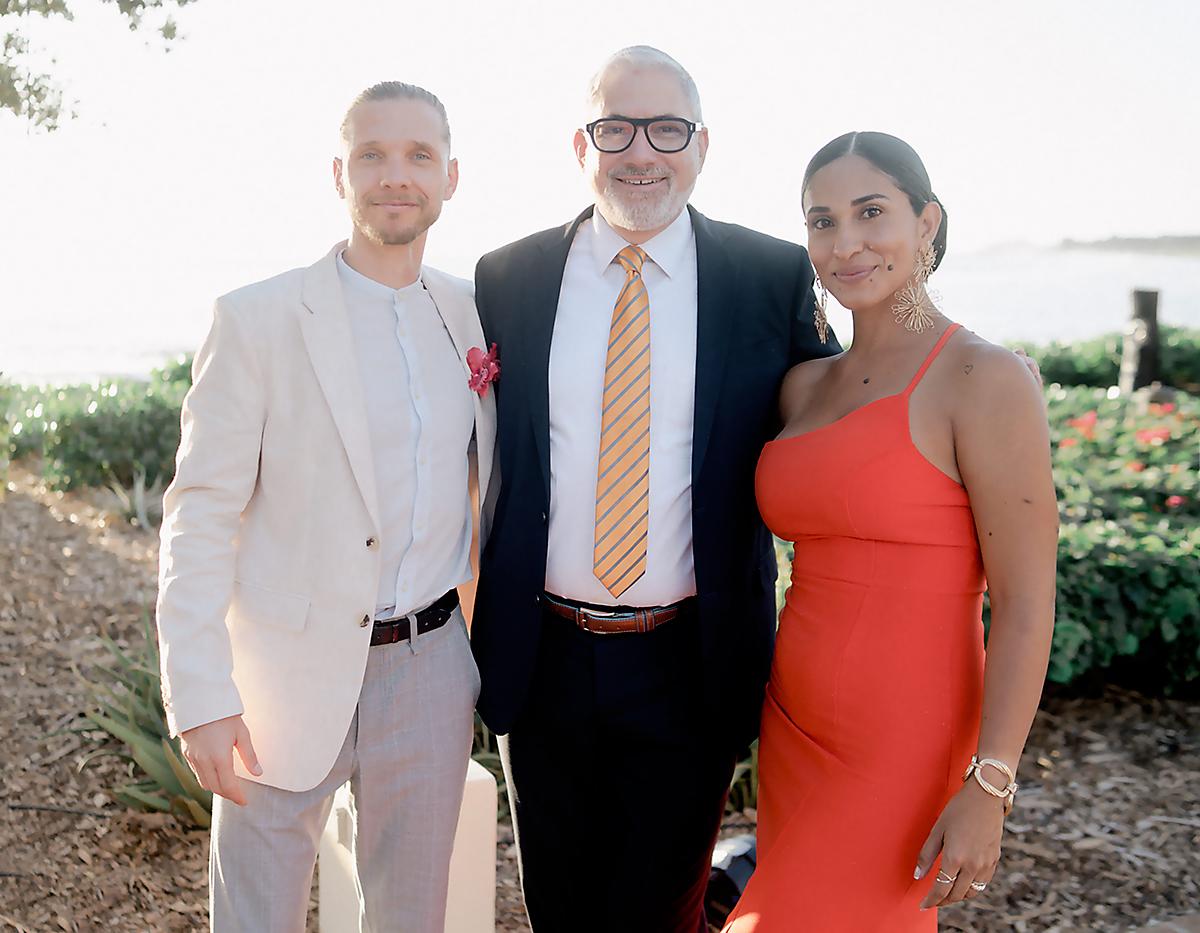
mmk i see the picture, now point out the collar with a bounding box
[588,207,694,280]
[336,249,424,300]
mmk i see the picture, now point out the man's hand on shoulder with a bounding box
[181,714,262,806]
[1011,346,1044,387]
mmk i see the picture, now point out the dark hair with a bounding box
[802,131,948,272]
[340,81,451,148]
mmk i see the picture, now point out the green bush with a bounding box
[6,356,192,524]
[1042,386,1198,691]
[1023,325,1200,392]
[1052,518,1198,691]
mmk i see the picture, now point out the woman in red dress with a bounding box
[724,132,1058,931]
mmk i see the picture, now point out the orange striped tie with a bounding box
[594,245,651,598]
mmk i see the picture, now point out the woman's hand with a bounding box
[914,779,1005,909]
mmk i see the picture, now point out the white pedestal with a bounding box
[318,758,498,932]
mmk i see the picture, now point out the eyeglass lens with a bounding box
[592,119,692,153]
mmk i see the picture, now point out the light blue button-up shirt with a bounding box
[336,252,475,618]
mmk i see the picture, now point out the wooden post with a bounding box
[1118,289,1161,393]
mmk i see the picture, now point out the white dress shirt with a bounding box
[545,209,699,607]
[336,252,475,618]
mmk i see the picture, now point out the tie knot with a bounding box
[615,245,648,277]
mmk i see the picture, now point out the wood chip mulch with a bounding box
[1,464,1196,932]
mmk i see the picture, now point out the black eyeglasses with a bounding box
[585,117,702,154]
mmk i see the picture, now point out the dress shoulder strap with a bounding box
[902,322,962,396]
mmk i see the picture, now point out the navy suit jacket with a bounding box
[471,204,840,751]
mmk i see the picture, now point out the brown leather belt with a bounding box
[370,590,459,647]
[542,592,693,635]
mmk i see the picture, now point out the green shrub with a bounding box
[1024,325,1200,392]
[1051,518,1198,691]
[1042,386,1198,691]
[7,356,192,524]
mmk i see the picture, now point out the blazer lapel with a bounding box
[299,243,381,532]
[526,205,595,503]
[689,206,740,481]
[420,268,496,513]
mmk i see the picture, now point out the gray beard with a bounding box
[597,178,688,232]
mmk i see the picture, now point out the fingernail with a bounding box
[252,765,263,775]
[914,867,923,880]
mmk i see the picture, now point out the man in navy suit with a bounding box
[471,47,839,932]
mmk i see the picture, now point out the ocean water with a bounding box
[819,245,1200,351]
[931,246,1200,346]
[2,246,1198,385]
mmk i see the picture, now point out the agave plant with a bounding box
[77,616,212,828]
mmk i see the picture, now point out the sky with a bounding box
[1,0,1198,378]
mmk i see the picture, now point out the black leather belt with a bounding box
[370,590,459,647]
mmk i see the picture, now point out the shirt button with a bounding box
[366,537,377,548]
[360,615,370,627]
[541,511,547,523]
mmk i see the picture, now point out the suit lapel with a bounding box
[299,243,381,532]
[527,205,594,503]
[689,206,739,482]
[420,267,496,512]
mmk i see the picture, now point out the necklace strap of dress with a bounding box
[902,322,962,397]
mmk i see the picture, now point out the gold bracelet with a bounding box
[963,755,1019,814]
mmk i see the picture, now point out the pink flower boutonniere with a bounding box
[467,343,501,397]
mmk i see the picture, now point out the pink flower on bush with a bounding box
[1059,437,1078,448]
[1127,460,1146,473]
[466,343,501,398]
[1149,402,1176,415]
[1135,427,1171,446]
[1067,410,1098,439]
[1166,495,1186,508]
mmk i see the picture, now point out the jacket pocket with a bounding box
[230,579,311,632]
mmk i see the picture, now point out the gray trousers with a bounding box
[209,609,480,933]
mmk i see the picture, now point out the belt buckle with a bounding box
[580,606,634,634]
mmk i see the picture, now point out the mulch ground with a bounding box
[1,463,1197,932]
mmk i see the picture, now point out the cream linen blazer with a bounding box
[156,243,497,792]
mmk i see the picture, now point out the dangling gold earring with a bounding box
[891,241,938,333]
[813,273,830,344]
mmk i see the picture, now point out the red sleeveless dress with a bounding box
[724,323,986,932]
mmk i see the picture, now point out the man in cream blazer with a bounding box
[156,82,495,932]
